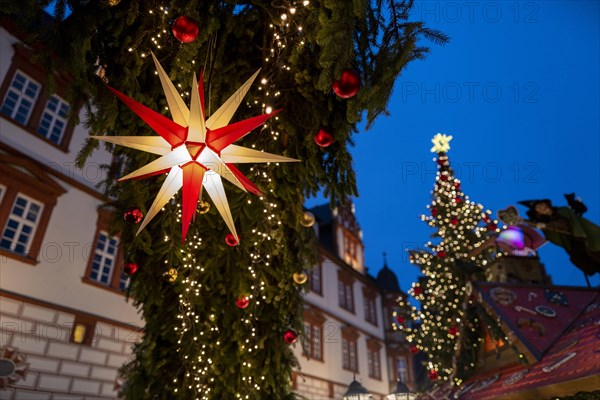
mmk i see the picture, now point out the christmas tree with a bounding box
[395,134,501,386]
[7,1,448,399]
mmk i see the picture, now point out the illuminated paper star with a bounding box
[93,53,297,242]
[430,133,453,153]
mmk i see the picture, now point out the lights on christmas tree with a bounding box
[397,134,502,384]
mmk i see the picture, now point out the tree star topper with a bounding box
[431,133,453,153]
[93,53,298,242]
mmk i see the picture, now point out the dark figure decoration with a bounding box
[518,195,600,286]
[564,193,588,216]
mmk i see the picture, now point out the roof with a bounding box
[422,283,600,399]
[308,203,334,225]
[308,203,336,253]
[375,263,401,293]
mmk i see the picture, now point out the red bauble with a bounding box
[448,326,460,336]
[440,175,448,181]
[235,295,250,309]
[413,287,422,296]
[431,207,438,216]
[332,69,361,99]
[455,197,462,203]
[410,345,420,354]
[225,233,239,246]
[428,370,439,380]
[171,16,199,43]
[123,207,143,224]
[437,250,447,258]
[454,181,461,189]
[283,329,298,344]
[396,315,405,324]
[487,223,497,231]
[437,159,445,166]
[314,128,334,147]
[450,217,459,225]
[124,262,138,275]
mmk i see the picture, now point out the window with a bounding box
[83,208,126,293]
[0,154,65,264]
[303,322,323,361]
[70,314,97,346]
[338,280,354,313]
[342,228,363,271]
[0,70,40,125]
[89,231,119,285]
[342,337,358,372]
[0,45,77,151]
[310,262,322,294]
[0,194,43,255]
[363,289,378,326]
[343,231,357,264]
[396,356,408,383]
[37,95,70,144]
[368,348,381,380]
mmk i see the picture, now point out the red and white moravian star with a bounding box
[93,53,297,242]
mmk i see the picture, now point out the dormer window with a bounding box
[342,230,362,271]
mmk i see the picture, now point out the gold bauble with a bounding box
[300,211,315,227]
[293,271,308,284]
[198,200,210,214]
[164,268,178,282]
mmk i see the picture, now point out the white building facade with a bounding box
[0,20,141,400]
[292,202,416,399]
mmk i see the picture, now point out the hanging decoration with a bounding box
[225,233,239,247]
[314,128,333,147]
[235,294,250,309]
[124,262,139,275]
[292,271,308,284]
[123,207,144,224]
[0,346,29,389]
[92,53,298,242]
[197,199,210,215]
[283,329,298,344]
[171,16,199,43]
[300,211,316,227]
[332,69,361,99]
[428,370,439,380]
[448,326,460,336]
[163,268,178,282]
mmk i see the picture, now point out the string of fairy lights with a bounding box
[116,1,311,398]
[393,145,507,385]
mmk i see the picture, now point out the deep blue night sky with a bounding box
[308,1,600,290]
